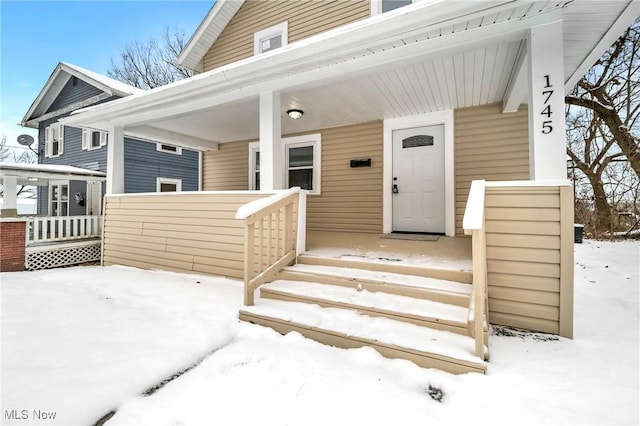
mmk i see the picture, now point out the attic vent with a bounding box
[402,135,434,149]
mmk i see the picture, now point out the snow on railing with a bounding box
[26,215,102,245]
[238,188,301,306]
[462,180,488,360]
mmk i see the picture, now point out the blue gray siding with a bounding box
[38,116,108,172]
[46,77,104,113]
[124,139,200,193]
[35,76,200,214]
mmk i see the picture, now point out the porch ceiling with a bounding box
[62,0,639,150]
[139,38,525,144]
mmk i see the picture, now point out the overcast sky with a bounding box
[0,1,212,153]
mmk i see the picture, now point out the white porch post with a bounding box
[2,176,18,216]
[527,20,567,180]
[259,91,283,191]
[106,126,125,194]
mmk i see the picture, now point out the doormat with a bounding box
[381,233,440,242]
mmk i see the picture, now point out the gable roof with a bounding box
[21,62,144,128]
[178,0,246,72]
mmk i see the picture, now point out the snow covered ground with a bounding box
[1,240,638,425]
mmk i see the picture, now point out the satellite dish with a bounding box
[17,134,35,147]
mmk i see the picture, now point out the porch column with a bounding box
[106,126,125,194]
[1,176,18,217]
[259,91,283,191]
[527,20,567,180]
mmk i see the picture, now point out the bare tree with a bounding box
[108,27,195,90]
[566,22,640,178]
[566,22,640,238]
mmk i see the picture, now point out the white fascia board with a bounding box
[21,63,69,125]
[22,92,113,128]
[125,125,219,152]
[62,0,541,129]
[178,0,246,71]
[564,1,640,93]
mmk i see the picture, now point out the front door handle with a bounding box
[392,184,399,194]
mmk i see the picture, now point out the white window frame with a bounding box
[82,128,107,151]
[49,180,69,216]
[254,21,288,55]
[156,143,183,155]
[156,177,182,192]
[248,141,261,191]
[248,133,321,195]
[44,123,64,158]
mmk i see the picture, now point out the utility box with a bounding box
[574,224,584,244]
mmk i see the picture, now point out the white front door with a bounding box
[392,124,445,233]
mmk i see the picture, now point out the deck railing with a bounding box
[237,188,300,305]
[462,180,488,360]
[26,215,102,245]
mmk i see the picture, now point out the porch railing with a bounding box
[26,215,102,245]
[462,180,489,360]
[237,188,300,305]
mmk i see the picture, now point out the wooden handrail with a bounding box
[238,188,300,306]
[463,180,488,360]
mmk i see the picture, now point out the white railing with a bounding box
[26,215,103,245]
[237,188,301,306]
[462,180,488,360]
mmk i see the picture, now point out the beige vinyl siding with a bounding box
[203,0,370,71]
[202,140,250,190]
[455,103,529,235]
[102,192,266,279]
[484,185,573,336]
[202,121,383,233]
[307,121,383,233]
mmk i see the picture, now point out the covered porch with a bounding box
[59,0,636,373]
[0,163,105,271]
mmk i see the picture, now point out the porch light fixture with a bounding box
[28,177,39,182]
[287,109,304,120]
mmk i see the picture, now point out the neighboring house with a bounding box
[20,62,201,216]
[61,0,639,373]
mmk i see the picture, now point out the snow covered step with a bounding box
[297,253,473,284]
[260,280,469,336]
[278,263,472,307]
[239,299,486,374]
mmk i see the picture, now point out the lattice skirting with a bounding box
[26,241,101,271]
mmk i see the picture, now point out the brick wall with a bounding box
[0,220,26,272]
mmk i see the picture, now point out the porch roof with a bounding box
[61,0,639,150]
[0,162,106,186]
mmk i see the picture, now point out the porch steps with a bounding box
[239,257,488,374]
[297,253,473,285]
[239,299,486,374]
[259,279,469,335]
[278,262,472,307]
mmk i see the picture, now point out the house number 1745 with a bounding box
[541,74,553,134]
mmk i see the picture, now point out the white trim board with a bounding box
[383,110,455,237]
